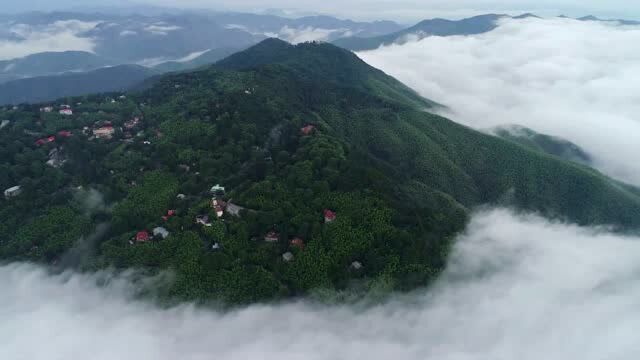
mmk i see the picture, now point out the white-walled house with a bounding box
[4,186,22,199]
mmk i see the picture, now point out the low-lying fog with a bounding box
[3,208,640,359]
[359,17,640,186]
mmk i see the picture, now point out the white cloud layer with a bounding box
[278,26,353,44]
[3,208,640,359]
[144,23,182,35]
[359,17,640,185]
[0,20,98,60]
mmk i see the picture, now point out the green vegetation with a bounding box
[1,39,640,305]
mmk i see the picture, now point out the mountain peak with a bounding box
[579,15,600,21]
[513,13,541,19]
[216,37,358,72]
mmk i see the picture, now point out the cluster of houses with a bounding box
[83,117,143,142]
[125,181,362,269]
[41,105,73,116]
[131,208,177,245]
[264,208,338,263]
[130,227,170,244]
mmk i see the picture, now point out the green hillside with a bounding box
[1,39,639,305]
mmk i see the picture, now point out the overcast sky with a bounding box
[2,0,640,22]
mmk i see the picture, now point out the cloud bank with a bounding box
[359,17,640,185]
[0,20,98,60]
[278,26,354,44]
[3,208,640,359]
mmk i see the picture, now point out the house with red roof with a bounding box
[136,230,150,243]
[324,209,336,223]
[162,209,177,221]
[93,126,115,139]
[36,136,56,146]
[57,130,72,138]
[301,124,316,136]
[290,237,305,250]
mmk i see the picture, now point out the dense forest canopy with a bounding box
[1,39,640,305]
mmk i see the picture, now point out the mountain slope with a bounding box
[206,40,640,227]
[0,65,158,105]
[333,14,507,51]
[216,38,437,109]
[2,39,640,305]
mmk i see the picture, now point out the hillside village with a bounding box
[0,88,379,303]
[2,39,640,306]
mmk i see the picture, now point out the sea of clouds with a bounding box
[3,208,640,359]
[359,17,640,186]
[3,14,640,360]
[0,20,98,60]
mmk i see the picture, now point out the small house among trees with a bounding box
[282,252,294,262]
[301,124,316,136]
[136,231,150,243]
[210,184,226,194]
[324,209,336,223]
[4,185,22,199]
[196,215,212,227]
[153,227,170,239]
[290,237,305,250]
[264,231,279,242]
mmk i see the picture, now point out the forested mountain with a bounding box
[0,65,158,105]
[1,39,639,305]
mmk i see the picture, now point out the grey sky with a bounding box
[3,0,640,22]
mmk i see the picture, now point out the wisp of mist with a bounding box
[3,208,640,359]
[359,17,640,186]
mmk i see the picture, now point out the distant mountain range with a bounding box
[0,65,157,105]
[0,11,403,64]
[0,51,117,83]
[332,13,640,51]
[0,47,242,105]
[333,14,508,51]
[1,11,638,105]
